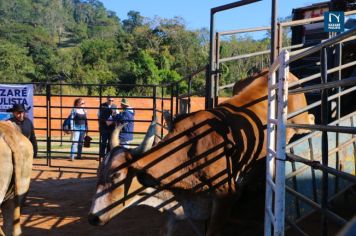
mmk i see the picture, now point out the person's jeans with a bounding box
[70,124,86,160]
[99,129,113,157]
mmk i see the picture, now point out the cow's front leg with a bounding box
[0,226,5,236]
[1,198,21,236]
[206,197,233,236]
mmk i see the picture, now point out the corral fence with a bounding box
[5,82,203,171]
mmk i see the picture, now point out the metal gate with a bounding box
[266,27,356,235]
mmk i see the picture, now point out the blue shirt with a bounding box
[114,107,135,142]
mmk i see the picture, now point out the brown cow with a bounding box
[0,121,34,236]
[89,70,314,235]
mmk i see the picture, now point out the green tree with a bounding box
[0,40,35,82]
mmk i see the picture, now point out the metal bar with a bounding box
[334,42,342,194]
[274,50,288,236]
[153,86,157,121]
[218,25,270,36]
[160,86,164,139]
[287,86,356,120]
[60,80,63,146]
[289,60,356,88]
[289,148,301,218]
[286,136,356,180]
[286,186,347,226]
[267,148,277,157]
[170,85,174,124]
[211,0,261,14]
[268,118,278,125]
[175,83,179,115]
[351,117,356,175]
[267,175,276,191]
[215,32,220,107]
[289,77,356,94]
[46,84,51,166]
[320,47,329,236]
[287,111,356,148]
[286,218,308,236]
[265,60,277,236]
[188,77,192,113]
[219,49,270,63]
[288,27,356,65]
[286,124,356,134]
[207,8,215,110]
[280,10,356,28]
[271,0,278,62]
[98,85,103,162]
[308,138,318,203]
[286,153,356,183]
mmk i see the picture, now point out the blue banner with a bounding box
[0,84,34,121]
[324,11,345,32]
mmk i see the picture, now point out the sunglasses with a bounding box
[108,99,114,102]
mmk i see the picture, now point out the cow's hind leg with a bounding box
[1,198,21,236]
[206,197,233,236]
[161,214,204,236]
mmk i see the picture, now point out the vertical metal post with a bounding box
[334,43,342,193]
[274,50,289,236]
[175,83,179,115]
[170,85,174,125]
[214,32,221,107]
[153,85,157,121]
[60,79,63,146]
[320,47,329,236]
[265,58,277,236]
[270,0,278,62]
[161,86,164,139]
[188,77,192,113]
[207,10,216,109]
[46,83,51,166]
[98,85,103,162]
[277,23,282,57]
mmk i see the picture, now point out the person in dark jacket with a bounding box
[98,96,117,159]
[113,98,135,148]
[7,103,37,158]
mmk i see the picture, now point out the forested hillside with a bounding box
[0,0,272,95]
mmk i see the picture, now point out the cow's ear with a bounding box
[136,171,160,187]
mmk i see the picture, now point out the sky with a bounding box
[100,0,325,32]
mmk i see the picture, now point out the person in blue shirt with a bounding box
[112,98,135,148]
[69,98,88,161]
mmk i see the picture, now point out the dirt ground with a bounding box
[2,158,200,236]
[3,157,352,236]
[1,157,266,236]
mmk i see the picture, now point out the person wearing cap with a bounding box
[98,96,118,159]
[7,103,37,158]
[113,98,135,148]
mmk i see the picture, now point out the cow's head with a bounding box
[88,122,156,226]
